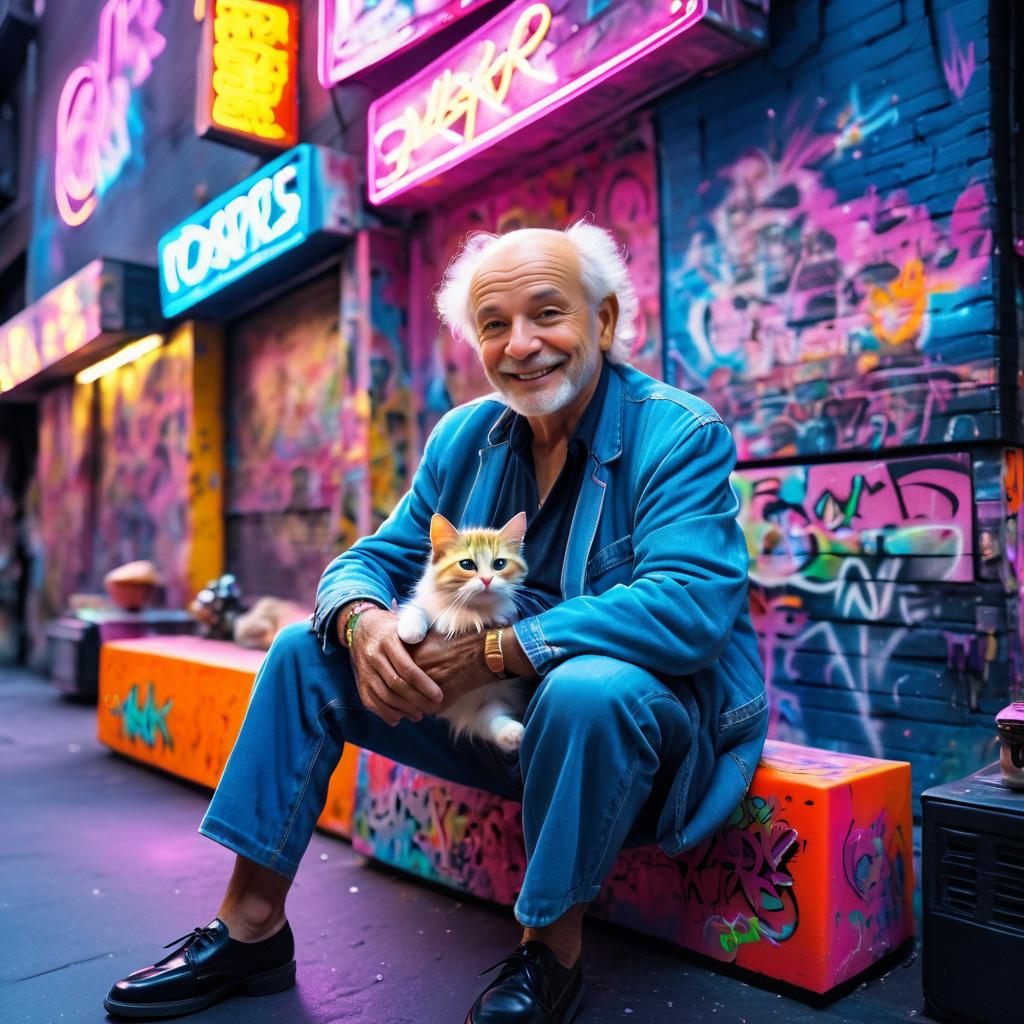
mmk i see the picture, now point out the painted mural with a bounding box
[660,104,992,460]
[36,383,94,620]
[414,115,662,436]
[96,334,193,607]
[655,3,1006,796]
[351,742,914,993]
[226,271,349,604]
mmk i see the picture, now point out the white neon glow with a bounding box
[161,164,302,296]
[75,334,164,384]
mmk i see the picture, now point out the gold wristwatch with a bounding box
[484,628,510,679]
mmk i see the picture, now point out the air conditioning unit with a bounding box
[922,763,1024,1023]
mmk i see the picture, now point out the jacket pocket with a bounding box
[586,535,634,582]
[718,690,768,735]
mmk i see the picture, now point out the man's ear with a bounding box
[597,293,619,353]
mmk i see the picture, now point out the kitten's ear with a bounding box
[497,511,528,548]
[429,513,462,561]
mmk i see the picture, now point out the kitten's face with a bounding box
[428,512,527,607]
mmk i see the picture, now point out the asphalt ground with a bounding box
[1,671,927,1024]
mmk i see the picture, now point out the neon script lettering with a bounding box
[54,0,166,227]
[161,164,301,295]
[373,3,555,190]
[211,0,294,141]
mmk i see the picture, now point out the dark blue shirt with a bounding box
[493,357,610,617]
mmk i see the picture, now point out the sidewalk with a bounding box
[2,671,924,1023]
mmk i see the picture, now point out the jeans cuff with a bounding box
[513,884,601,928]
[198,814,300,881]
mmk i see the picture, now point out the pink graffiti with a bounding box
[942,15,976,100]
[54,0,165,226]
[676,795,799,961]
[842,815,892,900]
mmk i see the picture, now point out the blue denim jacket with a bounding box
[314,361,768,856]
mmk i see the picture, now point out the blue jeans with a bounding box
[199,622,694,927]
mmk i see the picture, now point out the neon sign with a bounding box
[197,0,299,152]
[54,0,166,227]
[0,261,162,396]
[368,0,769,206]
[318,0,492,88]
[158,144,357,317]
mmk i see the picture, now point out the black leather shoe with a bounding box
[103,918,296,1019]
[467,941,583,1023]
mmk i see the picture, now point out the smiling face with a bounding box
[468,230,616,419]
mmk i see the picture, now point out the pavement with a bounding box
[2,670,928,1024]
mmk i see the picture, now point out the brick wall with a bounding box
[655,0,1017,797]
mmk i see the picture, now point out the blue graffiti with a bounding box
[113,681,173,749]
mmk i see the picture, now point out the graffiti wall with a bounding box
[225,270,347,606]
[95,333,194,607]
[413,114,662,437]
[36,382,94,619]
[656,0,1009,794]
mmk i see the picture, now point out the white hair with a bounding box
[434,221,640,364]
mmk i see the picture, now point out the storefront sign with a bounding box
[317,0,492,88]
[368,0,768,206]
[0,260,162,396]
[54,0,167,226]
[158,144,356,317]
[197,0,299,152]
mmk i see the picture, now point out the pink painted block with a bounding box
[351,740,914,993]
[367,0,768,206]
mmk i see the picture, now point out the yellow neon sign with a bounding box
[373,3,556,190]
[206,0,297,145]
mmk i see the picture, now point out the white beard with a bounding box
[488,342,600,418]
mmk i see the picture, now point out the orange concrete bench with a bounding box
[351,743,915,994]
[97,636,359,838]
[98,636,914,993]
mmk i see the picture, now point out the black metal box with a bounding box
[46,609,196,700]
[922,762,1024,1023]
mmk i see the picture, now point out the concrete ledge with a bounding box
[351,741,915,994]
[97,635,359,838]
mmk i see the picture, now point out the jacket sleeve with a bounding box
[311,421,444,653]
[511,418,750,678]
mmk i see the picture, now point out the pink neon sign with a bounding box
[368,0,768,206]
[54,0,166,227]
[317,0,493,88]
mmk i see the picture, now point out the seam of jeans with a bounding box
[198,816,300,880]
[580,753,639,887]
[270,697,346,868]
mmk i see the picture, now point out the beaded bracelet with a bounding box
[341,601,380,649]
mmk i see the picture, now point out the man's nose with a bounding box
[506,317,542,359]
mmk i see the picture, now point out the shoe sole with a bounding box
[103,960,296,1020]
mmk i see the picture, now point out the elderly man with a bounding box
[105,223,767,1024]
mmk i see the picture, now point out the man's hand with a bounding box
[346,608,444,727]
[406,629,496,714]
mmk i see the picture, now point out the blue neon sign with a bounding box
[158,144,355,318]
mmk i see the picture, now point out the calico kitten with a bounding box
[398,512,529,754]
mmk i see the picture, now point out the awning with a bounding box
[0,259,163,399]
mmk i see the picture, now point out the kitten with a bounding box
[398,511,530,754]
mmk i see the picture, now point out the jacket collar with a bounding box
[483,358,625,465]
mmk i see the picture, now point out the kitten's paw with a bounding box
[397,621,427,644]
[494,720,525,754]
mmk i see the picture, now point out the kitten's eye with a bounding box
[458,559,476,571]
[493,559,507,570]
